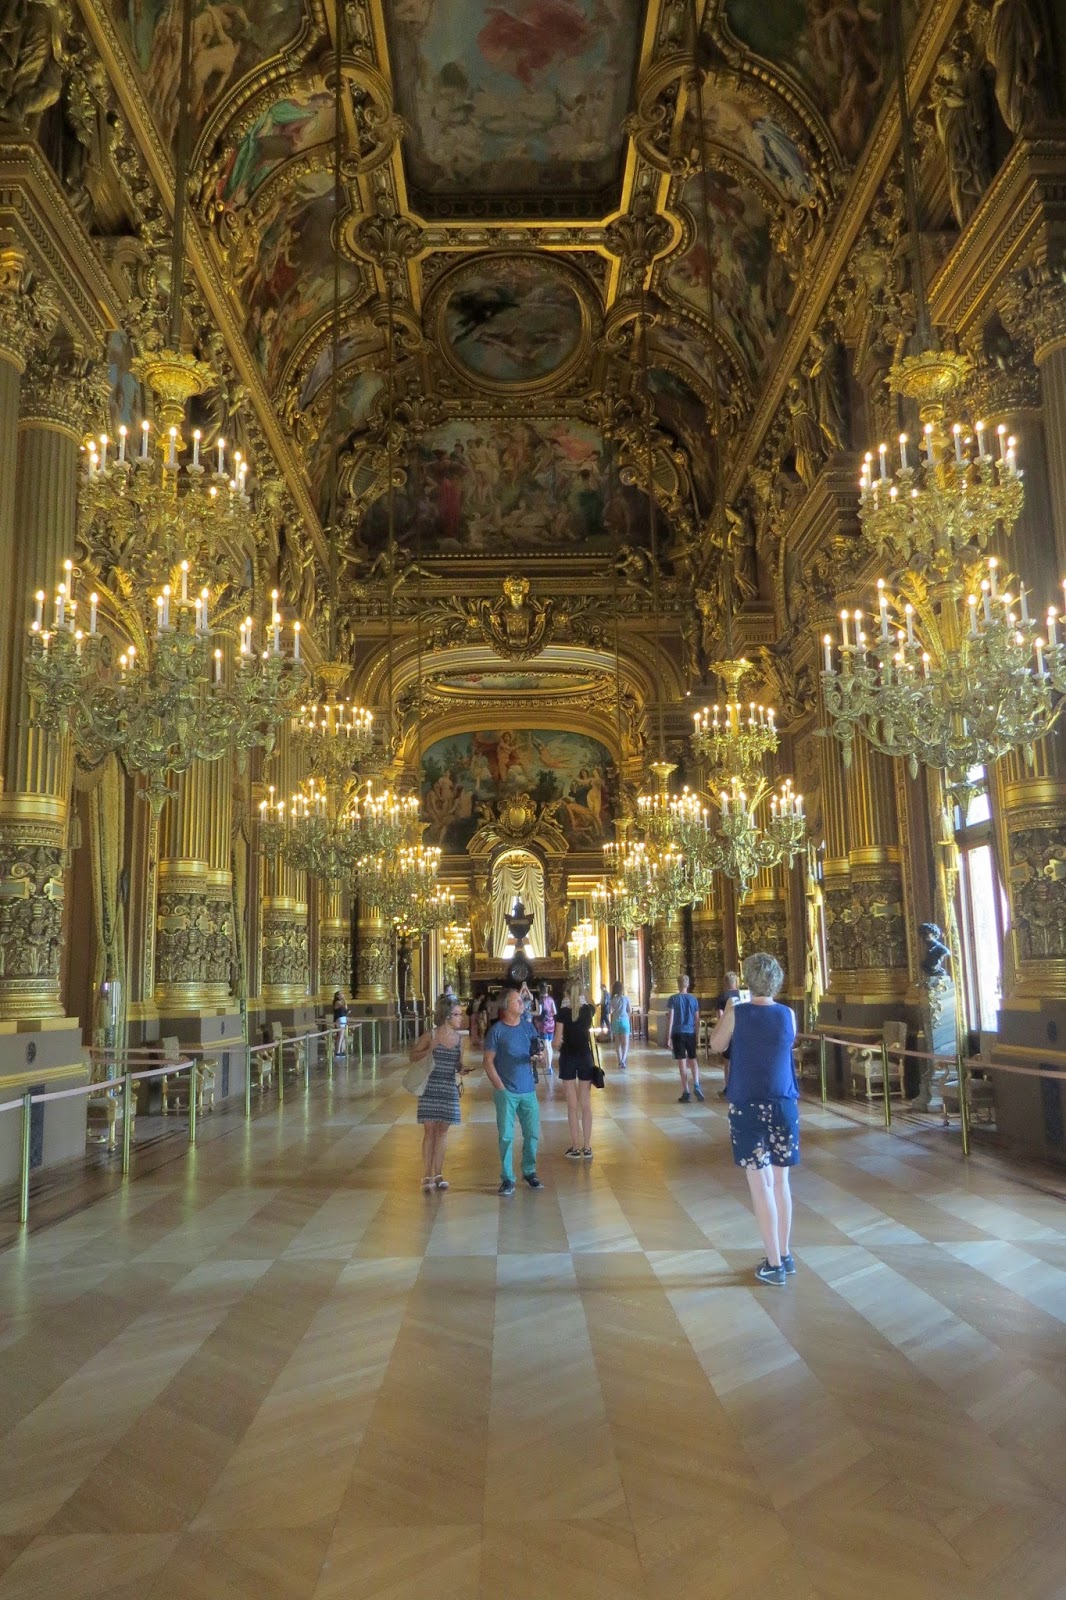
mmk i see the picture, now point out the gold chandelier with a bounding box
[692,658,778,783]
[823,419,1061,785]
[361,843,442,921]
[440,919,471,961]
[28,556,305,811]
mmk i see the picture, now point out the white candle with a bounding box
[1020,583,1029,623]
[924,423,934,463]
[968,594,978,635]
[721,790,730,817]
[953,424,964,464]
[99,434,108,471]
[988,557,998,598]
[796,794,804,816]
[155,595,164,635]
[56,583,65,629]
[293,620,301,660]
[1049,608,1059,648]
[997,423,1006,460]
[167,427,178,469]
[1006,439,1017,477]
[899,432,908,470]
[878,582,890,640]
[74,629,83,658]
[192,430,201,469]
[905,604,915,647]
[272,612,280,654]
[840,609,850,650]
[921,652,930,679]
[89,592,98,634]
[823,635,832,671]
[982,582,992,624]
[214,648,222,684]
[34,590,44,629]
[217,437,225,476]
[879,443,888,481]
[118,425,127,465]
[180,560,189,602]
[162,584,171,630]
[195,597,203,632]
[140,419,150,460]
[975,419,986,458]
[1035,637,1045,676]
[201,588,210,632]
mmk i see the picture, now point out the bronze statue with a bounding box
[918,922,951,979]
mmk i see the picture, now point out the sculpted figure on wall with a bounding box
[982,0,1055,134]
[931,36,993,228]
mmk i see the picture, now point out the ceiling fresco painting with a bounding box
[308,372,384,511]
[433,671,601,694]
[118,0,307,141]
[358,418,648,557]
[690,79,819,208]
[242,169,362,391]
[435,256,588,388]
[422,729,615,852]
[648,367,715,513]
[209,90,335,212]
[384,0,645,205]
[720,0,891,160]
[664,170,790,382]
[298,322,383,410]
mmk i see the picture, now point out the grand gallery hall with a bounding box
[0,0,1064,1595]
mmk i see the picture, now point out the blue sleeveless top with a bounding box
[728,1002,798,1101]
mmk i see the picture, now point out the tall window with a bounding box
[954,769,1007,1034]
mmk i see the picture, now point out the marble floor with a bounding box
[0,1044,1065,1599]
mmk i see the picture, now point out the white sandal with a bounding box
[434,1175,449,1190]
[420,1176,435,1193]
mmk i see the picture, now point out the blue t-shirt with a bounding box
[484,1016,539,1094]
[728,1002,797,1101]
[669,991,699,1033]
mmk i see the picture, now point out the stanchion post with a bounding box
[880,1040,892,1130]
[303,1035,310,1092]
[122,1072,133,1175]
[373,1018,380,1059]
[357,1021,363,1064]
[244,1047,252,1120]
[957,1050,970,1157]
[278,1042,284,1105]
[818,1032,828,1105]
[19,1089,32,1225]
[188,1061,198,1147]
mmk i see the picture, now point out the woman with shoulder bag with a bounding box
[409,996,470,1192]
[558,981,599,1159]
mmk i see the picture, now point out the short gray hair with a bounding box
[743,951,783,998]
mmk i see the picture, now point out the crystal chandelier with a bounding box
[28,558,305,811]
[440,919,471,962]
[692,658,778,783]
[394,885,456,939]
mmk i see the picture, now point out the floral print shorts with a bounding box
[728,1098,800,1169]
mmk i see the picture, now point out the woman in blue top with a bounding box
[708,952,799,1288]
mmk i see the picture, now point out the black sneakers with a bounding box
[523,1173,543,1190]
[565,1146,582,1159]
[678,1091,691,1103]
[781,1254,797,1275]
[498,1179,516,1197]
[754,1259,787,1286]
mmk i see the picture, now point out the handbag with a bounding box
[402,1056,432,1096]
[590,1032,606,1091]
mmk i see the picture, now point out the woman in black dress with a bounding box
[558,981,597,1159]
[332,990,348,1057]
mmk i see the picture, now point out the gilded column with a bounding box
[154,758,235,1016]
[0,337,92,1021]
[261,730,310,1009]
[354,900,393,1006]
[647,909,683,1044]
[689,891,724,993]
[318,883,350,1000]
[827,739,909,1010]
[737,868,790,973]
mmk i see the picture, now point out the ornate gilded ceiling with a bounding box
[89,0,906,576]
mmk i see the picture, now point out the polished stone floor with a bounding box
[0,1044,1065,1599]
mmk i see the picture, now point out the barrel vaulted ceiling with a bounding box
[88,0,909,589]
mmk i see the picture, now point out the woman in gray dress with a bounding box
[410,995,467,1192]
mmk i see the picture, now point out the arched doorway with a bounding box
[491,849,546,959]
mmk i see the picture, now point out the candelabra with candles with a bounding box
[395,885,457,939]
[703,776,806,899]
[440,919,471,962]
[27,558,306,810]
[692,658,778,784]
[258,780,419,883]
[822,417,1063,787]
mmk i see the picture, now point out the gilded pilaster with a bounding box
[1001,270,1066,570]
[261,728,309,1008]
[737,870,789,973]
[826,739,909,1005]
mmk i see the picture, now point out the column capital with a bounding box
[19,346,108,437]
[965,336,1041,420]
[1000,266,1066,366]
[0,247,60,373]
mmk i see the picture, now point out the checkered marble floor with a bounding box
[0,1044,1064,1599]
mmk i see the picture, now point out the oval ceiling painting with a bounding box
[436,255,587,389]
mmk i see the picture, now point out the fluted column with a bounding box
[260,729,310,1008]
[318,883,350,1001]
[689,891,724,994]
[354,900,393,1004]
[0,337,92,1021]
[153,757,235,1015]
[737,867,790,974]
[830,739,909,1006]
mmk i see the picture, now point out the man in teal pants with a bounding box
[483,988,544,1196]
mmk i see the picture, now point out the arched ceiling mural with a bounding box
[98,0,926,584]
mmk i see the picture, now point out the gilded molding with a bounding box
[18,346,109,435]
[0,818,67,1019]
